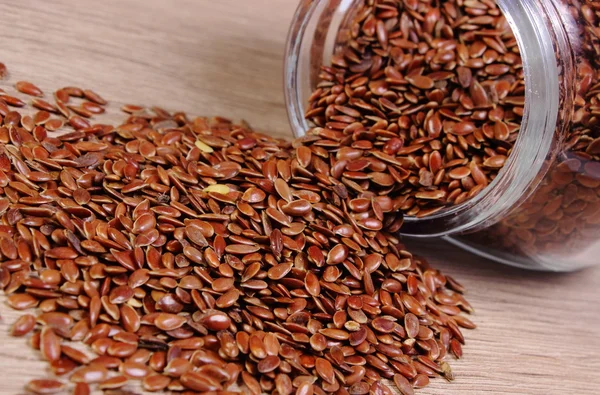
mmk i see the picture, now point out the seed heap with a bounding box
[0,63,474,394]
[306,0,524,217]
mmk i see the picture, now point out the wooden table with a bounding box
[0,1,599,394]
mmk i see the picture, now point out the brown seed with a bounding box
[83,89,107,105]
[450,338,463,359]
[483,155,507,168]
[26,379,65,394]
[456,67,472,88]
[274,178,293,202]
[304,271,321,296]
[413,373,430,388]
[296,382,314,395]
[212,277,235,292]
[120,361,151,379]
[393,374,414,395]
[448,166,471,180]
[327,244,348,264]
[319,328,349,340]
[11,314,36,336]
[275,373,293,395]
[54,89,69,103]
[61,345,92,365]
[349,381,369,394]
[33,111,51,126]
[309,333,327,352]
[45,118,64,131]
[315,357,335,384]
[143,374,171,392]
[46,247,78,259]
[267,262,293,280]
[71,365,109,383]
[406,75,434,90]
[281,199,312,216]
[587,137,600,155]
[266,207,292,227]
[494,121,510,141]
[249,334,267,359]
[8,293,39,310]
[180,370,220,391]
[164,357,193,377]
[107,342,138,358]
[40,327,61,362]
[133,213,156,234]
[69,116,91,130]
[82,101,105,114]
[402,293,425,316]
[38,312,74,328]
[121,103,143,113]
[155,313,187,331]
[257,355,281,373]
[109,285,134,304]
[40,269,62,285]
[2,94,26,107]
[405,313,420,339]
[16,81,44,96]
[128,269,150,288]
[198,310,231,331]
[296,146,312,167]
[73,188,91,205]
[215,288,240,308]
[371,317,395,333]
[63,86,84,97]
[98,375,128,390]
[242,187,266,203]
[224,244,260,255]
[48,358,76,378]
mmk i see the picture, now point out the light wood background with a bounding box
[0,1,599,394]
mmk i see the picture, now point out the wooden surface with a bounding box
[0,1,599,394]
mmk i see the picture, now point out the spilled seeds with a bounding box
[0,61,474,394]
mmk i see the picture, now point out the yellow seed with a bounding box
[203,184,230,194]
[127,298,142,308]
[195,140,214,153]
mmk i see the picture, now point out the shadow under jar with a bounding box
[284,0,600,271]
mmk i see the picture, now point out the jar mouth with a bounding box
[284,0,563,237]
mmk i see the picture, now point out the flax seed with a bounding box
[10,314,36,336]
[16,81,44,97]
[26,379,65,394]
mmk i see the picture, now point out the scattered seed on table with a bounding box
[16,81,44,97]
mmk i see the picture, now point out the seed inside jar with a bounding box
[305,0,524,217]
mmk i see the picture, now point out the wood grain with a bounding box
[0,1,599,394]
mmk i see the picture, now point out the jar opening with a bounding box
[284,0,565,238]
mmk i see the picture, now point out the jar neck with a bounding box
[403,0,573,237]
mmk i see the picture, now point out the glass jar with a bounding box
[284,0,600,271]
